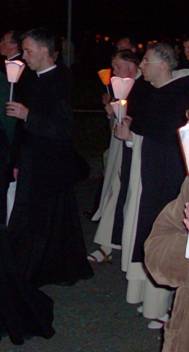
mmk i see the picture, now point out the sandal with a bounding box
[87,248,112,264]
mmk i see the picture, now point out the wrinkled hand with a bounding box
[114,116,133,141]
[184,202,189,230]
[6,102,29,121]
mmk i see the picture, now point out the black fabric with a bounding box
[129,75,189,139]
[132,136,186,261]
[130,76,189,262]
[7,66,93,287]
[111,143,132,245]
[113,75,189,263]
[73,150,90,184]
[0,232,54,345]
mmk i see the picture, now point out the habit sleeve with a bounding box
[144,176,189,288]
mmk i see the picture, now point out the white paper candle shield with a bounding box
[5,60,25,83]
[111,76,135,99]
[5,60,25,101]
[178,122,189,174]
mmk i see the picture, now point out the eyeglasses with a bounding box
[141,58,162,65]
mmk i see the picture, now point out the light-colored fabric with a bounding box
[145,177,189,351]
[121,133,143,272]
[145,176,189,288]
[6,181,17,225]
[93,133,142,251]
[92,134,122,222]
[93,132,172,318]
[162,287,189,352]
[126,273,173,319]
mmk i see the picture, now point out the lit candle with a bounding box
[118,99,127,124]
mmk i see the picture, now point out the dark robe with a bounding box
[7,65,93,287]
[0,232,55,344]
[112,75,189,262]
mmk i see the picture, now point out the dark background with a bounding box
[0,0,188,110]
[0,0,188,42]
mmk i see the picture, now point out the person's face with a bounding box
[0,32,18,57]
[22,37,48,71]
[183,40,189,60]
[140,49,162,82]
[112,56,133,78]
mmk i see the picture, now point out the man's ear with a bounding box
[41,45,49,57]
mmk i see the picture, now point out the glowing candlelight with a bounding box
[118,99,127,124]
[110,99,127,123]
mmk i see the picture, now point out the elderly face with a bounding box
[22,37,49,71]
[140,49,163,82]
[112,56,135,78]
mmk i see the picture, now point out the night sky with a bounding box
[0,0,188,43]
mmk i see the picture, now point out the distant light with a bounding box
[104,36,110,42]
[138,43,144,49]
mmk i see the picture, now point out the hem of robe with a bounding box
[126,262,173,319]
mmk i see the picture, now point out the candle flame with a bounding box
[120,99,127,106]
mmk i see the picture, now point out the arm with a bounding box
[6,98,73,142]
[114,117,133,142]
[145,177,189,288]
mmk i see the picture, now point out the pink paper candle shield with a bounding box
[111,76,134,99]
[5,60,25,101]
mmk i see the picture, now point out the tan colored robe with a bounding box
[145,176,189,352]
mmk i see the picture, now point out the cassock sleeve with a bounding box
[145,176,189,288]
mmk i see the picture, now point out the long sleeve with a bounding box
[145,177,189,288]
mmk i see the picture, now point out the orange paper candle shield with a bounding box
[97,68,111,86]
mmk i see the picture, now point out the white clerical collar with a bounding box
[37,65,57,77]
[7,53,21,60]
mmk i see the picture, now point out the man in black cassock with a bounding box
[6,27,93,287]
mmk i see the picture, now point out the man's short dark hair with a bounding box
[112,49,139,66]
[22,27,59,57]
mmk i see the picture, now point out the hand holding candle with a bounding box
[114,116,132,141]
